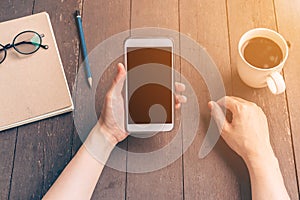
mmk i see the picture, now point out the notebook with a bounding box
[0,12,74,131]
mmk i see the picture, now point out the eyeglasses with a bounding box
[0,30,49,64]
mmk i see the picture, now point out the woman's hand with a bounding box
[209,96,290,200]
[98,63,187,145]
[208,96,274,163]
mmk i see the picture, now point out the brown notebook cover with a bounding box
[0,12,73,131]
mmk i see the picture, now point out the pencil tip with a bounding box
[88,77,92,88]
[75,10,80,17]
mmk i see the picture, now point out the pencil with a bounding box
[75,10,92,88]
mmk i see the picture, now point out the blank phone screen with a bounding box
[127,47,172,124]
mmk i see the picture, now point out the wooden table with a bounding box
[1,0,300,199]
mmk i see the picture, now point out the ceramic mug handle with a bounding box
[266,71,286,94]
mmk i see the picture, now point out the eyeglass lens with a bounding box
[0,44,6,63]
[13,31,41,54]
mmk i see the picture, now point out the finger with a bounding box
[216,96,239,113]
[175,82,186,92]
[208,101,230,133]
[175,103,181,110]
[175,95,187,104]
[111,63,126,94]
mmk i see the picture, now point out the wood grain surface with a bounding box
[126,0,183,199]
[0,1,81,199]
[180,0,246,199]
[274,0,300,195]
[78,0,131,199]
[227,0,298,199]
[0,1,35,199]
[0,0,299,199]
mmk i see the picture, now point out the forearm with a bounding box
[43,124,115,200]
[245,154,290,200]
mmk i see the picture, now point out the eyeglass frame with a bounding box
[0,30,48,64]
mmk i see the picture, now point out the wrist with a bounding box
[98,123,119,146]
[244,148,278,171]
[83,122,116,164]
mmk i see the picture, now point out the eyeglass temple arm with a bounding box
[14,41,48,49]
[0,41,48,51]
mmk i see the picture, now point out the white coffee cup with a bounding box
[237,28,288,94]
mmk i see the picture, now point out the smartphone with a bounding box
[124,38,174,132]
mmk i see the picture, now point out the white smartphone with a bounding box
[124,38,174,132]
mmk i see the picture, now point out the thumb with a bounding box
[208,101,229,133]
[111,63,126,94]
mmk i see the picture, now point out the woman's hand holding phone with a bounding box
[84,63,187,162]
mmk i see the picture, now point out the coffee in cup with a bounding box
[237,28,288,94]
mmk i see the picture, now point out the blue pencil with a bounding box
[75,10,92,87]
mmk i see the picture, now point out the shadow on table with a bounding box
[215,137,252,200]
